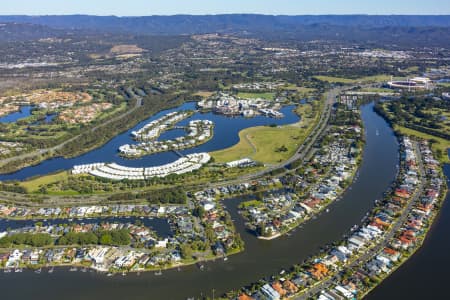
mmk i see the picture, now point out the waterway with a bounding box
[0,102,299,181]
[0,102,400,299]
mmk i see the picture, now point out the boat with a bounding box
[376,129,380,136]
[223,256,228,262]
[69,267,78,272]
[122,272,127,276]
[106,273,114,277]
[81,268,87,273]
[35,268,42,274]
[48,267,54,274]
[154,269,162,276]
[15,268,23,273]
[4,269,12,273]
[326,208,330,213]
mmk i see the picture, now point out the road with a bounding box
[204,87,341,189]
[0,85,367,205]
[295,141,426,299]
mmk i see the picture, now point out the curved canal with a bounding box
[0,103,299,181]
[0,103,400,299]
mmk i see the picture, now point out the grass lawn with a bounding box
[400,66,419,73]
[193,91,214,98]
[237,92,275,100]
[282,85,316,93]
[20,171,69,192]
[211,103,318,164]
[211,125,301,164]
[239,200,263,208]
[437,82,450,88]
[394,125,450,163]
[314,75,390,84]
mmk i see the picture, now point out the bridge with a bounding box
[173,150,185,157]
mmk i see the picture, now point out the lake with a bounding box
[0,106,34,123]
[0,102,299,181]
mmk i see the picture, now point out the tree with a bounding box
[180,244,192,259]
[100,233,113,245]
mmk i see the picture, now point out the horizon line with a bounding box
[1,13,450,17]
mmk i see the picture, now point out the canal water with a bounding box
[0,217,172,238]
[0,102,401,299]
[0,103,299,181]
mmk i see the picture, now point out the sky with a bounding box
[1,0,450,16]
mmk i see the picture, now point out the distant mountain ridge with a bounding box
[0,14,449,35]
[0,15,449,47]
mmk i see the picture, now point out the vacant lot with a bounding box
[237,92,275,100]
[211,103,318,164]
[20,171,69,192]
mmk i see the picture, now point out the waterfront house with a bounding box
[309,263,329,280]
[237,294,255,300]
[271,282,287,297]
[260,284,280,300]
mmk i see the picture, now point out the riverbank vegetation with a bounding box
[375,95,450,163]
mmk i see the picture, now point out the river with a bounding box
[0,102,401,299]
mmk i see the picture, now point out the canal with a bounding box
[0,102,400,299]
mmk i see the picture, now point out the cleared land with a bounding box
[211,103,318,164]
[237,92,275,100]
[20,171,69,192]
[193,91,214,98]
[314,75,390,84]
